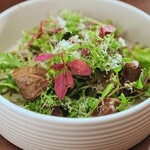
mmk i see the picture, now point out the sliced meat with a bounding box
[12,66,47,78]
[87,70,112,93]
[120,60,142,83]
[119,60,142,96]
[51,106,64,117]
[12,66,49,101]
[92,98,120,117]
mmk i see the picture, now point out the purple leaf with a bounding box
[54,72,68,100]
[50,64,65,70]
[69,59,92,76]
[66,69,74,89]
[34,54,55,61]
[81,48,89,56]
[50,28,64,33]
[99,25,116,38]
[26,21,44,47]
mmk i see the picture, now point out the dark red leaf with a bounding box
[37,21,44,38]
[26,21,44,47]
[81,48,89,56]
[99,25,116,38]
[50,64,65,70]
[54,72,68,100]
[26,33,37,47]
[69,59,92,76]
[66,69,74,89]
[34,54,55,61]
[50,28,64,33]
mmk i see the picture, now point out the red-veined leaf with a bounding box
[50,28,64,33]
[69,59,92,76]
[50,64,65,70]
[26,33,37,47]
[66,69,74,89]
[99,25,116,38]
[34,54,55,61]
[54,72,68,100]
[26,21,44,47]
[37,21,44,38]
[81,48,89,56]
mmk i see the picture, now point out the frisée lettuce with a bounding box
[0,10,150,118]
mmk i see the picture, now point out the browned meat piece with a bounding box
[120,60,142,83]
[51,106,64,117]
[119,60,142,96]
[12,66,49,101]
[87,70,112,94]
[92,98,120,117]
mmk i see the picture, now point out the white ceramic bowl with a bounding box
[0,0,150,150]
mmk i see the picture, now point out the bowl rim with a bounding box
[0,95,150,124]
[0,0,150,19]
[0,0,150,124]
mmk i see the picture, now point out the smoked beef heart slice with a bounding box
[12,66,49,100]
[92,98,120,117]
[120,60,142,83]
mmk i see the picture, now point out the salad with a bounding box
[0,10,150,118]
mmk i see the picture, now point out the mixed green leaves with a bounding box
[130,45,150,78]
[0,74,18,94]
[0,53,22,71]
[117,93,129,111]
[0,10,149,118]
